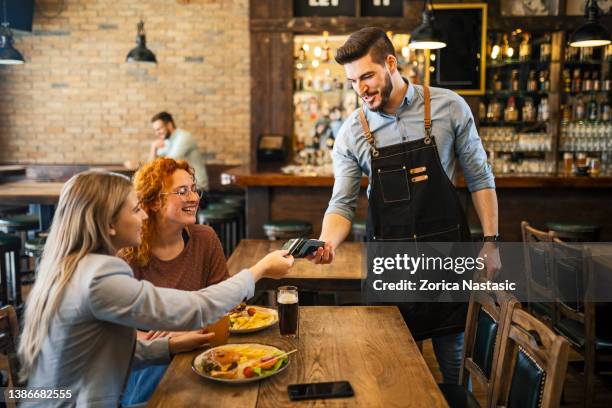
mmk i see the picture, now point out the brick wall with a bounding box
[0,0,250,165]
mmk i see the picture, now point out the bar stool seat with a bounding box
[545,221,601,242]
[263,220,312,240]
[0,233,22,307]
[221,196,245,207]
[352,219,367,242]
[0,214,39,233]
[25,237,46,255]
[0,205,28,217]
[198,208,240,256]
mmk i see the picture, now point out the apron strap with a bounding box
[423,85,432,144]
[358,108,380,158]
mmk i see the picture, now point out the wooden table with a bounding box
[0,165,26,180]
[228,240,363,292]
[0,181,64,230]
[147,306,448,408]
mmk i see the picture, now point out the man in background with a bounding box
[149,111,209,191]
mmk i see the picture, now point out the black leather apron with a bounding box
[361,85,471,340]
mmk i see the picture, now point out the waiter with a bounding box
[309,27,500,385]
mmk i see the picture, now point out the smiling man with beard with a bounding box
[307,27,501,386]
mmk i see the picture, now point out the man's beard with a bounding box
[369,72,394,113]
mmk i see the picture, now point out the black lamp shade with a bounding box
[126,38,157,63]
[569,22,611,47]
[0,27,24,64]
[126,21,157,64]
[409,10,447,50]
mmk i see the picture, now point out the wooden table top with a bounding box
[227,240,363,291]
[0,180,64,205]
[147,306,447,408]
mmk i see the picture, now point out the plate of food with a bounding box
[192,343,291,383]
[229,304,278,334]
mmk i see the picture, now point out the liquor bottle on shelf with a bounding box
[493,73,503,91]
[488,99,502,121]
[540,34,551,62]
[479,101,486,121]
[511,70,520,92]
[490,33,502,61]
[527,70,538,92]
[539,69,550,92]
[565,45,579,62]
[563,69,571,93]
[592,71,600,92]
[522,98,536,122]
[601,95,610,121]
[561,104,571,123]
[504,96,519,122]
[519,33,531,61]
[571,68,582,93]
[579,46,593,62]
[502,34,512,60]
[573,95,586,121]
[583,69,592,92]
[538,97,549,121]
[587,94,599,122]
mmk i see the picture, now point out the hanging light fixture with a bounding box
[569,0,611,48]
[0,0,24,65]
[409,0,446,50]
[126,19,157,63]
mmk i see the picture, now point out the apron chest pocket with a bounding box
[377,166,411,203]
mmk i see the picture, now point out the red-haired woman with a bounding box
[120,157,228,404]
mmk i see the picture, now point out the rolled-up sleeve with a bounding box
[325,124,362,221]
[450,95,495,192]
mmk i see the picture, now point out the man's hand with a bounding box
[478,242,501,279]
[306,241,335,264]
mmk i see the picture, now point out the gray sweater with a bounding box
[24,253,254,407]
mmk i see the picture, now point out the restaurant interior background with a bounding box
[0,1,611,407]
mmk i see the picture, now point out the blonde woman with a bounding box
[18,171,293,407]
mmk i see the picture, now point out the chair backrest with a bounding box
[521,221,556,323]
[492,307,570,408]
[551,238,595,348]
[0,305,23,387]
[460,284,520,407]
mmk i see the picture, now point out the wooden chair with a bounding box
[439,279,520,408]
[0,305,23,388]
[520,221,556,327]
[551,238,612,408]
[492,307,570,408]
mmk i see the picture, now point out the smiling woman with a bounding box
[119,157,232,405]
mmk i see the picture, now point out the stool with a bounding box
[0,234,22,307]
[545,221,601,242]
[0,205,28,217]
[263,220,312,240]
[24,237,46,284]
[469,223,484,242]
[198,208,240,256]
[0,214,40,276]
[352,219,367,242]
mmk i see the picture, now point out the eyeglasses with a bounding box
[159,185,203,201]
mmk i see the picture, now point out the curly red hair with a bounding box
[120,157,194,267]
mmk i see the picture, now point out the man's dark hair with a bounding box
[151,111,175,126]
[335,27,396,66]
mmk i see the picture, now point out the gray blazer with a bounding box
[24,253,254,407]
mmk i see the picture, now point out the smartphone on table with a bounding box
[287,381,354,401]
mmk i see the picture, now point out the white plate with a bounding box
[229,306,278,334]
[192,343,289,384]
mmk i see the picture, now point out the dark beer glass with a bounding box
[277,286,299,338]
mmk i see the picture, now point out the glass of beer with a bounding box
[205,315,230,347]
[277,286,299,338]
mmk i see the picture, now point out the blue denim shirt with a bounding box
[325,82,495,221]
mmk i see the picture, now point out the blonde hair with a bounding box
[18,171,133,381]
[120,157,194,267]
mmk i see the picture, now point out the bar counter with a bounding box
[223,167,612,241]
